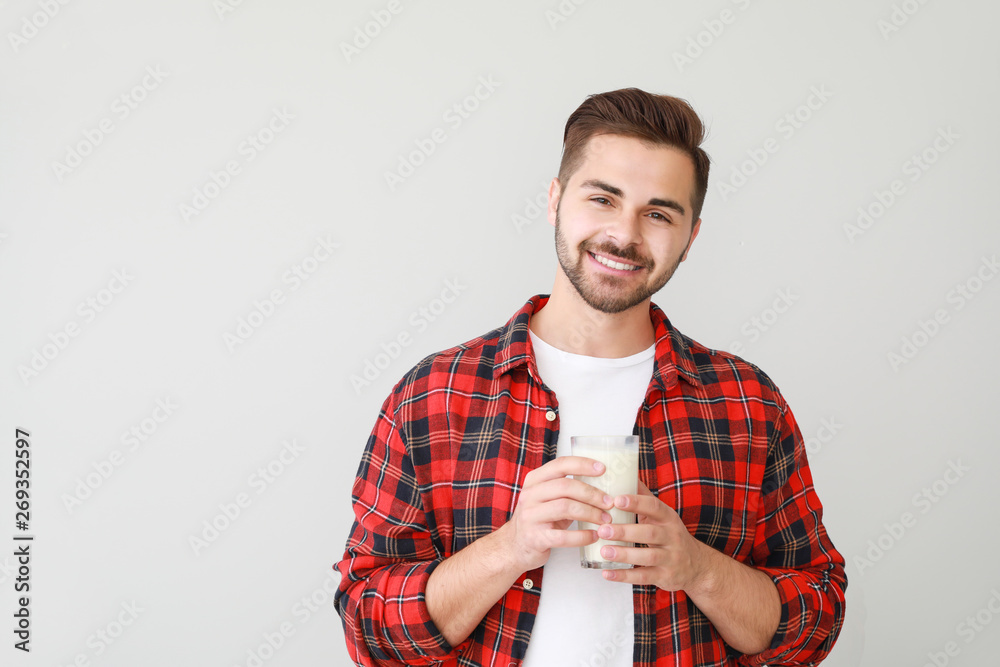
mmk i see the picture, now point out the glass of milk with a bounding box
[571,435,639,569]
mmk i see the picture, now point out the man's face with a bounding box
[549,133,702,314]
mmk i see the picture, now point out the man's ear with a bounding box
[547,177,562,227]
[681,218,702,262]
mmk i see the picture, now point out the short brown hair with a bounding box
[558,88,711,222]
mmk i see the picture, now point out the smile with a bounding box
[590,252,641,271]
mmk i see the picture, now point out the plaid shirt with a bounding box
[334,295,847,666]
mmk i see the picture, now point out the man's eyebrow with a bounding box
[579,179,687,216]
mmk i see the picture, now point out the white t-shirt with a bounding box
[520,329,655,667]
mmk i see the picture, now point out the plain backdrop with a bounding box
[2,1,998,665]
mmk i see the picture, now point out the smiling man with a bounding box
[334,88,847,666]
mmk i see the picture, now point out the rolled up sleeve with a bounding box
[333,391,464,666]
[738,400,847,666]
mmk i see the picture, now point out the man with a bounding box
[334,88,847,666]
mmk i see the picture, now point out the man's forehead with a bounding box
[582,133,663,157]
[570,135,696,204]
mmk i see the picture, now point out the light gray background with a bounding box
[2,1,998,665]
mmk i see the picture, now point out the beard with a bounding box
[554,207,685,314]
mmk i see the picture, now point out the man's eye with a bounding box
[648,211,671,223]
[592,197,611,205]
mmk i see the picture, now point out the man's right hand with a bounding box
[426,456,614,647]
[502,456,615,572]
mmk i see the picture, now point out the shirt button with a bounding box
[545,410,556,422]
[522,578,534,590]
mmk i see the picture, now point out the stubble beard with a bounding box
[553,207,685,314]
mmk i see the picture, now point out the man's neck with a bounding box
[529,275,655,358]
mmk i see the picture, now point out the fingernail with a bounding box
[601,512,613,523]
[601,546,615,559]
[602,495,613,506]
[598,524,613,538]
[615,496,627,508]
[594,461,605,473]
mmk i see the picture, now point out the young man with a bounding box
[334,88,847,666]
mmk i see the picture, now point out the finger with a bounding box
[598,544,663,568]
[613,492,675,521]
[524,456,606,485]
[596,522,663,545]
[601,565,658,585]
[637,481,654,496]
[530,477,614,510]
[544,528,600,549]
[528,497,614,526]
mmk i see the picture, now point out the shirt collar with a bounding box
[493,294,703,390]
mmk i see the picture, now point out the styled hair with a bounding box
[558,88,711,222]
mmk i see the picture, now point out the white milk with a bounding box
[571,436,639,569]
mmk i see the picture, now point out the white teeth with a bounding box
[593,253,639,271]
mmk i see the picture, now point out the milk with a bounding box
[570,436,639,569]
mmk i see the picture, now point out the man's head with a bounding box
[558,88,711,224]
[548,88,711,314]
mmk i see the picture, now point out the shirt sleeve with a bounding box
[737,398,848,666]
[333,390,465,666]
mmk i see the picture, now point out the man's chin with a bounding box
[577,286,651,315]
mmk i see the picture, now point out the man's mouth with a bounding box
[590,251,642,272]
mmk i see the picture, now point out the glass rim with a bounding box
[569,435,640,443]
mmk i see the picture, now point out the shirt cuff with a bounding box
[738,567,838,665]
[371,558,468,663]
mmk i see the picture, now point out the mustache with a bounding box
[583,242,652,269]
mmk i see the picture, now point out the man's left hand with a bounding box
[597,481,715,592]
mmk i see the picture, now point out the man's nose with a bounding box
[604,209,643,248]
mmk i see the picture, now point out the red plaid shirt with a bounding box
[334,295,846,666]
